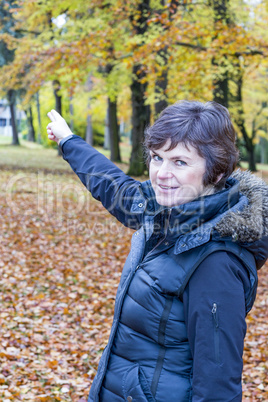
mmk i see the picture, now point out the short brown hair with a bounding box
[144,100,239,190]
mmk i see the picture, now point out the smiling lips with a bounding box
[158,184,178,190]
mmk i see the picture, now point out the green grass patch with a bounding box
[0,138,132,174]
[0,141,72,173]
[2,138,266,183]
[240,161,268,172]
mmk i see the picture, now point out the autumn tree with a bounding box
[1,0,268,172]
[20,90,36,142]
[25,105,35,142]
[0,0,20,145]
[226,2,268,171]
[153,0,181,116]
[211,0,231,107]
[105,62,121,162]
[230,57,268,171]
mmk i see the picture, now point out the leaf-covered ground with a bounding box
[0,168,267,401]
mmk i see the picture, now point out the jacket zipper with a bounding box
[140,208,173,397]
[143,208,172,262]
[151,297,173,397]
[212,303,220,364]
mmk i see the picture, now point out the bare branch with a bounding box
[176,41,207,51]
[15,29,41,35]
[235,50,265,57]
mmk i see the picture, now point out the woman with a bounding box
[47,101,268,401]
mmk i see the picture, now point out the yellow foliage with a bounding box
[257,130,268,139]
[0,0,267,154]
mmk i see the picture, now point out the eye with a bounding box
[175,160,187,166]
[151,153,162,162]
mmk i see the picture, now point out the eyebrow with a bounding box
[151,150,192,161]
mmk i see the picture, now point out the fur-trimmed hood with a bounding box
[215,169,268,243]
[140,168,268,269]
[215,169,268,269]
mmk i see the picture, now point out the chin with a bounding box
[156,194,196,207]
[156,195,179,207]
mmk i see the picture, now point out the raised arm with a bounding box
[47,110,146,229]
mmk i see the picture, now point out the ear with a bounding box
[215,173,224,184]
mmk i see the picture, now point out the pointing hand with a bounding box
[47,110,73,144]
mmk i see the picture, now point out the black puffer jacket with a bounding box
[60,135,268,402]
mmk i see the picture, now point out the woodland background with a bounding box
[0,0,268,401]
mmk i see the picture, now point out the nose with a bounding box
[157,162,173,180]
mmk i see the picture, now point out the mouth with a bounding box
[158,184,178,191]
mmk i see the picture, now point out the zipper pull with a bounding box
[212,303,219,328]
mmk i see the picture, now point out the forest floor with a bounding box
[0,142,267,401]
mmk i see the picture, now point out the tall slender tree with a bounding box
[232,62,258,171]
[25,105,36,142]
[154,0,180,116]
[104,61,121,162]
[0,0,20,145]
[212,0,231,107]
[128,0,151,176]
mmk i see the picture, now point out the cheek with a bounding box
[149,165,157,183]
[180,170,204,188]
[194,173,205,189]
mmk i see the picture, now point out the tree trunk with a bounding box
[108,97,121,162]
[53,80,62,115]
[155,0,182,117]
[128,0,151,176]
[53,80,63,155]
[85,75,93,146]
[128,64,150,176]
[104,105,110,150]
[212,68,229,107]
[212,0,230,107]
[104,63,121,160]
[247,143,257,171]
[260,137,267,165]
[7,89,20,145]
[154,0,181,116]
[155,48,168,116]
[36,91,42,144]
[85,110,93,146]
[259,101,267,165]
[234,70,257,171]
[26,105,35,142]
[69,95,74,132]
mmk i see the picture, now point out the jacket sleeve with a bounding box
[183,251,250,402]
[61,135,145,229]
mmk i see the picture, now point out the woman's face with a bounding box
[149,140,212,207]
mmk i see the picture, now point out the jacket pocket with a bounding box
[211,302,220,364]
[122,364,156,402]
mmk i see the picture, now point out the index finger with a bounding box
[51,109,63,120]
[47,109,62,122]
[47,110,56,122]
